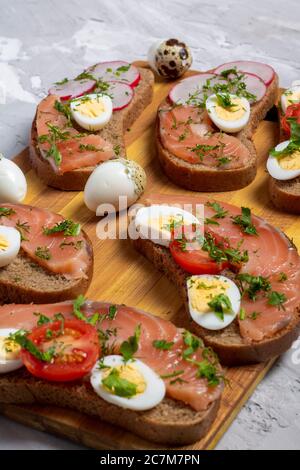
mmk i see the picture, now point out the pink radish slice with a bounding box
[213,61,275,86]
[241,72,267,102]
[106,81,134,111]
[168,73,218,104]
[87,61,140,88]
[49,79,96,100]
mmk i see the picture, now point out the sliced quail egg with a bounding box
[281,84,300,114]
[267,140,300,180]
[70,93,113,131]
[0,226,21,268]
[90,355,165,410]
[133,204,200,247]
[187,275,241,330]
[206,93,250,133]
[0,328,23,374]
[0,154,27,203]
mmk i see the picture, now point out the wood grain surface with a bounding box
[1,63,297,450]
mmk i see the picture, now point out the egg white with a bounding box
[206,94,250,133]
[84,158,146,213]
[0,328,23,374]
[267,140,300,181]
[281,86,300,114]
[70,93,113,131]
[133,205,200,247]
[0,155,27,203]
[187,275,241,331]
[0,226,21,268]
[90,355,166,411]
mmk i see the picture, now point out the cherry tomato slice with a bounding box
[281,103,300,137]
[21,319,100,382]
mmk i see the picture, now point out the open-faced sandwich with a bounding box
[268,80,300,213]
[0,204,93,303]
[30,61,154,190]
[130,194,300,365]
[0,297,224,445]
[157,60,278,191]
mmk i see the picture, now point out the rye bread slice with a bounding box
[132,237,300,366]
[156,73,279,191]
[29,67,154,191]
[0,360,220,447]
[0,233,93,305]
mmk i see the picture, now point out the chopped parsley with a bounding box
[206,201,229,219]
[73,295,99,326]
[152,339,174,351]
[182,330,203,359]
[54,77,69,85]
[270,119,300,159]
[102,367,137,398]
[268,291,287,310]
[35,246,51,260]
[43,219,81,237]
[160,369,185,380]
[38,124,71,167]
[0,207,15,218]
[278,272,288,282]
[236,273,271,300]
[120,324,141,362]
[54,100,72,126]
[79,144,103,152]
[188,143,220,161]
[207,293,233,320]
[15,220,30,241]
[231,207,257,235]
[239,307,246,320]
[216,92,238,109]
[9,329,56,363]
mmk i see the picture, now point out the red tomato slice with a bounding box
[21,319,100,382]
[281,103,300,137]
[169,225,229,275]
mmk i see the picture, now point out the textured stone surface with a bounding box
[0,0,299,450]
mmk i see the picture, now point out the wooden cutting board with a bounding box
[0,62,298,450]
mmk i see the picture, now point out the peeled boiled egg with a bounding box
[133,204,200,247]
[0,226,21,268]
[267,140,300,180]
[0,154,27,203]
[70,93,113,131]
[187,275,241,330]
[84,158,146,213]
[206,94,250,133]
[90,355,165,411]
[281,84,300,114]
[0,328,23,374]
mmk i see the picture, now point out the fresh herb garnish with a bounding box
[102,367,137,398]
[236,273,271,300]
[120,324,141,362]
[231,207,257,235]
[73,295,99,325]
[270,119,300,159]
[15,220,30,241]
[54,100,72,126]
[0,207,15,218]
[188,143,220,161]
[79,144,103,152]
[216,92,237,109]
[239,307,246,320]
[206,201,228,219]
[35,246,51,260]
[38,123,71,167]
[267,291,287,310]
[278,272,288,282]
[152,339,174,351]
[43,219,81,237]
[54,77,69,85]
[108,305,118,320]
[160,369,185,380]
[207,293,233,320]
[59,240,83,250]
[9,329,56,363]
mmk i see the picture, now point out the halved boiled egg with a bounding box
[90,355,165,411]
[267,140,300,180]
[133,205,200,247]
[70,93,113,131]
[206,93,250,133]
[0,226,21,268]
[187,275,241,330]
[0,328,23,374]
[281,83,300,114]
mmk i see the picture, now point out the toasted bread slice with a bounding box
[156,73,279,191]
[0,368,220,446]
[132,237,300,366]
[29,67,154,191]
[269,176,300,214]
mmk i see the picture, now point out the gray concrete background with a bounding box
[0,0,299,450]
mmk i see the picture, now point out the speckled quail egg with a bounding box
[148,38,192,79]
[84,158,147,213]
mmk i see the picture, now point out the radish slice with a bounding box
[107,81,134,111]
[213,61,275,86]
[87,61,140,88]
[241,72,267,102]
[169,73,217,104]
[49,78,96,101]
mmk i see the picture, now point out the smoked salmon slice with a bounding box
[145,194,300,343]
[0,203,91,279]
[36,95,115,174]
[159,105,250,167]
[0,300,223,412]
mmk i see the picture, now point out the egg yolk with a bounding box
[284,90,300,107]
[215,97,246,121]
[103,364,146,395]
[279,150,300,171]
[188,277,229,314]
[0,235,9,251]
[0,336,21,361]
[75,98,106,118]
